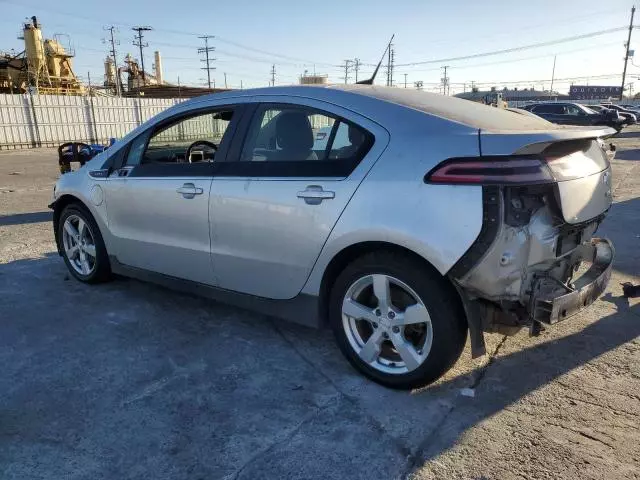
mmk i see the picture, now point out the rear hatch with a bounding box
[480,126,614,224]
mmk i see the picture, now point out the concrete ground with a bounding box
[0,132,638,480]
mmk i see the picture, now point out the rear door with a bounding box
[104,106,242,285]
[208,99,389,299]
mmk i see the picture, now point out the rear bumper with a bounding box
[530,238,614,325]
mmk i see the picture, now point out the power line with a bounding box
[198,35,216,89]
[394,26,628,67]
[131,26,152,85]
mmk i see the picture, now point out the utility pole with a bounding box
[198,35,216,89]
[103,26,121,96]
[386,47,395,86]
[621,6,636,100]
[240,80,243,89]
[342,59,352,84]
[353,58,361,82]
[224,72,227,89]
[132,26,152,86]
[404,73,408,88]
[441,66,450,95]
[270,64,276,86]
[550,55,557,93]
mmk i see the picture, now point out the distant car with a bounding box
[524,102,623,131]
[50,86,615,389]
[600,104,637,125]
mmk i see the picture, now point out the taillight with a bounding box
[426,141,609,186]
[425,156,554,185]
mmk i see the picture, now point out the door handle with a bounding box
[176,183,204,199]
[297,185,335,205]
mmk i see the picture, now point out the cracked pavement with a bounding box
[1,130,639,479]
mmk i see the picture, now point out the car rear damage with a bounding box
[427,127,615,357]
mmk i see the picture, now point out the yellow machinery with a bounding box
[0,16,84,95]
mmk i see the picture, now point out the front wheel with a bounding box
[329,252,467,389]
[58,204,111,283]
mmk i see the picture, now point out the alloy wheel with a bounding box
[341,274,433,375]
[62,214,97,276]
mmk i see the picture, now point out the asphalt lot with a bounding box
[1,132,639,480]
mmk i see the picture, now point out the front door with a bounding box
[105,107,238,285]
[209,101,388,300]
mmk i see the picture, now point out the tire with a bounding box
[329,251,467,389]
[58,203,111,284]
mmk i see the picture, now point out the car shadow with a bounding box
[0,211,52,227]
[1,251,639,478]
[409,297,640,469]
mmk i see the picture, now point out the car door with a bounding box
[104,106,242,285]
[208,100,389,300]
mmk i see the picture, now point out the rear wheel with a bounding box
[59,204,111,283]
[329,251,467,389]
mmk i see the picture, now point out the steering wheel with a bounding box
[185,140,217,163]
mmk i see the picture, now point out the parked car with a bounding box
[50,86,615,389]
[522,102,624,131]
[597,104,637,125]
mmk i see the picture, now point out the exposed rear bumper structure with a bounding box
[530,238,614,325]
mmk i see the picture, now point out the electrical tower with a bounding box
[198,35,216,89]
[353,58,361,83]
[103,26,121,96]
[270,64,276,86]
[132,26,152,86]
[386,46,395,86]
[341,59,352,84]
[441,65,450,95]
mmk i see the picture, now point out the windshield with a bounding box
[577,104,597,114]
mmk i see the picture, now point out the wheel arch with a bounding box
[317,241,465,327]
[52,194,91,255]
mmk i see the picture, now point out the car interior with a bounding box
[242,108,367,162]
[142,110,234,164]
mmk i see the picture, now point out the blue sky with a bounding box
[0,0,636,93]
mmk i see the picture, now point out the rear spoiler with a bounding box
[479,126,617,156]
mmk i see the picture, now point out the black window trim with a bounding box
[120,104,248,178]
[215,102,375,178]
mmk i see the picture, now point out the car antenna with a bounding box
[356,34,395,85]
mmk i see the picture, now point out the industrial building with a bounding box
[0,16,84,95]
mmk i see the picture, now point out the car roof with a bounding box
[183,84,554,131]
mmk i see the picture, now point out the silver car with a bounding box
[50,86,614,389]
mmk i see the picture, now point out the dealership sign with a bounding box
[569,85,622,99]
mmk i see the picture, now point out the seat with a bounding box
[272,111,317,161]
[335,124,365,159]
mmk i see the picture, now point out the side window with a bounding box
[240,106,369,163]
[140,109,234,165]
[565,105,580,116]
[125,131,148,166]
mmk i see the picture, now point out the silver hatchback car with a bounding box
[50,85,614,389]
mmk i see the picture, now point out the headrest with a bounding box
[276,112,314,151]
